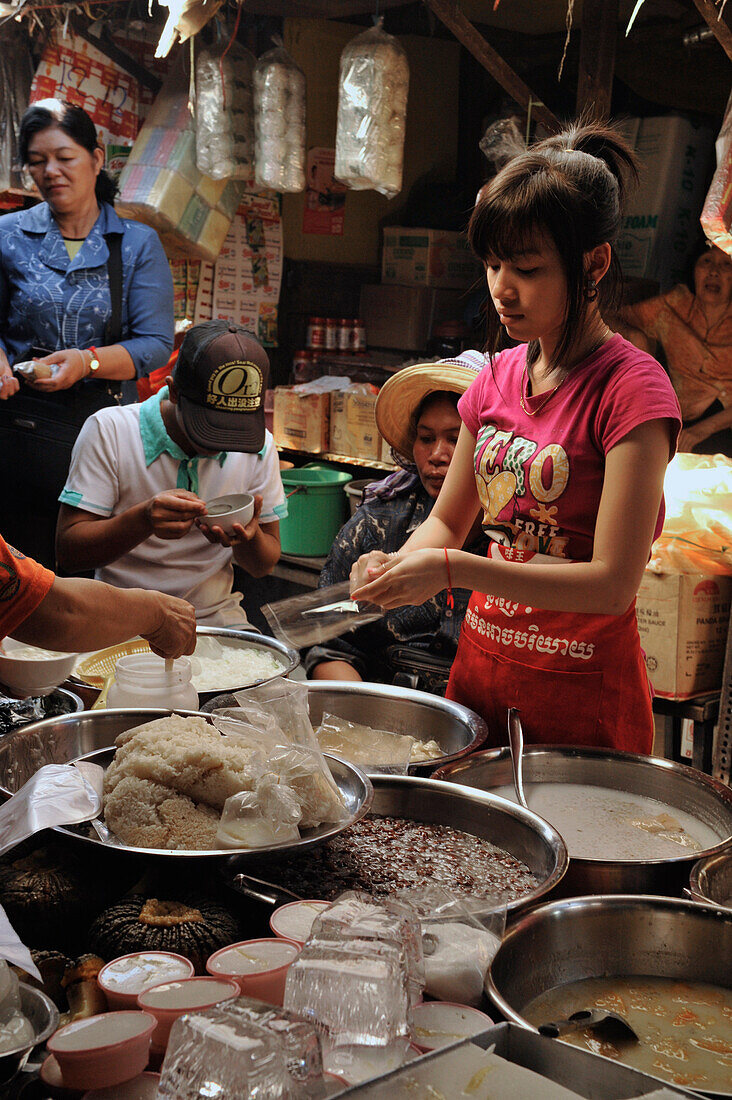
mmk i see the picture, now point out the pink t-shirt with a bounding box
[456,335,681,564]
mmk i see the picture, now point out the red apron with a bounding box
[446,591,653,753]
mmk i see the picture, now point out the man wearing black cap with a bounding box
[55,321,286,626]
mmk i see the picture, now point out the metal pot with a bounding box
[435,745,732,896]
[0,984,58,1085]
[689,845,732,909]
[486,894,732,1098]
[205,680,487,773]
[229,774,569,918]
[194,628,299,704]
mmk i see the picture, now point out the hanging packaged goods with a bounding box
[334,18,409,199]
[117,57,246,262]
[194,41,256,181]
[254,41,307,194]
[701,90,732,257]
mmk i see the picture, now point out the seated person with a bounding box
[618,243,732,455]
[1,532,195,658]
[303,359,486,693]
[55,321,286,626]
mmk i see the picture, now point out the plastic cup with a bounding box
[411,1001,494,1052]
[269,900,330,948]
[137,976,239,1051]
[97,952,195,1010]
[206,939,300,1005]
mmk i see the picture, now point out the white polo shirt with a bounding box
[60,387,287,625]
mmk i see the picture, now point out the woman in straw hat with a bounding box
[352,120,681,753]
[303,360,486,693]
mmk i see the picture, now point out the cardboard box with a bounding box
[382,227,482,290]
[273,387,330,453]
[635,571,732,700]
[330,386,380,462]
[616,116,715,291]
[359,284,465,351]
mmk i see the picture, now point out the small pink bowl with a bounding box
[82,1071,161,1099]
[137,976,240,1051]
[98,952,195,1010]
[269,900,330,948]
[206,938,300,1005]
[47,1011,156,1091]
[411,1001,494,1052]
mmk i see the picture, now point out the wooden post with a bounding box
[691,0,732,62]
[425,0,561,133]
[576,0,619,119]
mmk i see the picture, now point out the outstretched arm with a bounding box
[11,576,196,658]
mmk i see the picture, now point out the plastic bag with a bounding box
[0,763,102,857]
[195,40,256,180]
[648,453,732,574]
[701,88,732,256]
[254,39,306,193]
[216,774,302,849]
[315,713,414,775]
[478,117,524,171]
[0,26,33,193]
[334,18,409,199]
[263,581,384,649]
[394,885,505,1007]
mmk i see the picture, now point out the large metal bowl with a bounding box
[0,708,372,860]
[689,845,732,909]
[486,894,732,1098]
[71,628,299,705]
[435,745,732,896]
[204,680,488,773]
[230,774,569,917]
[0,984,59,1085]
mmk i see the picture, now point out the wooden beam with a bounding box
[424,0,560,133]
[691,0,732,61]
[70,16,162,94]
[576,0,618,118]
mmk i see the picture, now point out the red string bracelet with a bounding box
[444,547,454,618]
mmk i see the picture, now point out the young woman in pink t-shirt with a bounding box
[352,121,681,753]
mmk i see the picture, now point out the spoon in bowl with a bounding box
[507,707,529,810]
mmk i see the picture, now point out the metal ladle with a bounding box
[507,707,529,810]
[538,1008,639,1044]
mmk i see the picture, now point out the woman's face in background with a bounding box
[26,125,102,215]
[694,246,732,311]
[412,394,462,500]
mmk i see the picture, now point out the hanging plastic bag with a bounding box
[648,453,732,575]
[195,40,256,180]
[315,713,414,775]
[334,18,409,199]
[254,38,306,193]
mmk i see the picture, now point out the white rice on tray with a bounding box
[189,643,284,692]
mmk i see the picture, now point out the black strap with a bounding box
[103,233,123,346]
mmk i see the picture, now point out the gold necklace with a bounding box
[519,328,612,417]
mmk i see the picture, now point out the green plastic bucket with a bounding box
[279,465,352,556]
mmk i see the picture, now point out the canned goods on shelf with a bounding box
[306,316,327,349]
[337,318,352,353]
[349,319,366,353]
[325,317,338,350]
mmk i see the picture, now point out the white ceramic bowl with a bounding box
[0,639,78,697]
[202,493,255,534]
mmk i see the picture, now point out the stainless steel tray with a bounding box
[0,708,372,860]
[204,679,488,773]
[340,1022,699,1098]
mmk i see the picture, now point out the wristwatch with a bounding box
[87,346,101,375]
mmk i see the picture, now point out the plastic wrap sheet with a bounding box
[262,581,384,649]
[334,18,409,199]
[254,41,306,193]
[648,453,732,574]
[195,41,255,181]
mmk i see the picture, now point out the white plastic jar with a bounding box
[106,654,199,711]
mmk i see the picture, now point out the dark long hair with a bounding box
[468,120,639,371]
[19,101,118,206]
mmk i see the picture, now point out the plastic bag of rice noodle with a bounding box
[195,40,255,180]
[334,17,409,199]
[254,37,306,193]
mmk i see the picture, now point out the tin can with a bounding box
[349,319,366,353]
[325,317,338,351]
[292,349,311,383]
[306,316,326,350]
[337,318,351,353]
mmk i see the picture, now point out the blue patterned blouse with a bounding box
[0,201,173,392]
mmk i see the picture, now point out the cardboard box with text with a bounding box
[273,387,330,453]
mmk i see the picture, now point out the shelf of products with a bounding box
[276,445,395,472]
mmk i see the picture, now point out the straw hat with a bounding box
[375,359,481,462]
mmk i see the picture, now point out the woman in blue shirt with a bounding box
[0,99,173,564]
[0,99,173,404]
